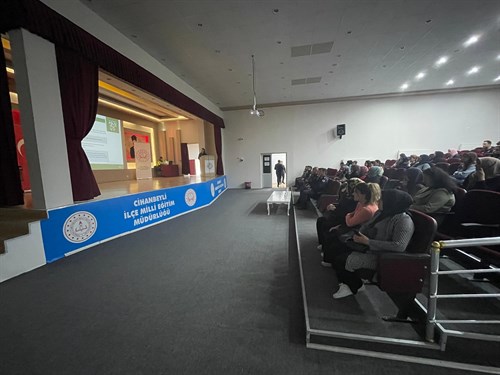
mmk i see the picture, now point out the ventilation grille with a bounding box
[291,77,322,86]
[291,42,334,57]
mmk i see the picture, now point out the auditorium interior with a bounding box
[1,0,500,374]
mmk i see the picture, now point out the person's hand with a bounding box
[327,204,336,211]
[353,232,369,245]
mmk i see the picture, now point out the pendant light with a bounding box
[250,55,264,117]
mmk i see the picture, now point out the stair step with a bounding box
[0,208,47,254]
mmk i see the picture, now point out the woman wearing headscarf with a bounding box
[332,190,415,299]
[395,153,410,168]
[465,157,500,192]
[410,167,456,215]
[358,165,369,180]
[404,167,424,196]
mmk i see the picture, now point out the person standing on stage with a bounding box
[274,160,286,187]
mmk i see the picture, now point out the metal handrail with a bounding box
[426,237,500,343]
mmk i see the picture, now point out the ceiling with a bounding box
[66,1,500,109]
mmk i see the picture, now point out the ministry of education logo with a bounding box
[185,188,197,207]
[63,211,97,243]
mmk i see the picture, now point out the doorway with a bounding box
[261,153,287,189]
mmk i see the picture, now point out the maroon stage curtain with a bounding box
[0,47,23,206]
[180,143,190,175]
[55,47,100,201]
[214,126,224,175]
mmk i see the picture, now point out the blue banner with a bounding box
[41,176,227,262]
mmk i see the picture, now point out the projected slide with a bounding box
[82,115,124,170]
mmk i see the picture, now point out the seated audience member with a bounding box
[358,165,369,180]
[464,157,500,192]
[295,168,328,209]
[321,183,381,265]
[410,167,456,215]
[409,154,420,167]
[482,140,494,156]
[413,154,431,170]
[452,152,477,185]
[432,151,447,163]
[336,161,349,179]
[316,178,362,250]
[395,153,410,168]
[404,167,424,196]
[365,162,384,184]
[332,190,415,299]
[294,165,312,189]
[348,164,361,179]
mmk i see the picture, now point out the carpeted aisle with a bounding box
[0,189,471,374]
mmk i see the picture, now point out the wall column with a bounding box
[10,29,73,209]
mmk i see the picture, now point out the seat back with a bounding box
[326,168,338,178]
[377,210,437,294]
[405,209,438,254]
[324,179,341,195]
[456,190,500,225]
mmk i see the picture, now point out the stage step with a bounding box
[0,207,47,253]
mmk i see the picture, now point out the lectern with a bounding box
[199,155,216,177]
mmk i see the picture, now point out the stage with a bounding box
[1,175,227,282]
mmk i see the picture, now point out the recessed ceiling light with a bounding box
[400,83,409,90]
[496,54,500,60]
[277,41,282,44]
[463,35,480,47]
[197,23,203,27]
[415,72,426,80]
[494,75,500,82]
[445,79,455,86]
[425,19,432,23]
[400,46,405,50]
[272,9,279,14]
[435,56,448,66]
[466,66,480,75]
[347,31,352,35]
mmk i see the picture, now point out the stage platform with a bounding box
[292,196,500,372]
[0,175,227,282]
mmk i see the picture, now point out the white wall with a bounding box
[222,89,500,189]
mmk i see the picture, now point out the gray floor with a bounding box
[0,189,480,374]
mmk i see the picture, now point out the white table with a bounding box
[267,190,291,215]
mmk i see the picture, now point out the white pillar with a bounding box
[9,29,73,209]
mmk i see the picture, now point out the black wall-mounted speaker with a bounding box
[336,124,346,138]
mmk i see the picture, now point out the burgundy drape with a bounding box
[180,143,190,175]
[55,47,100,201]
[0,47,23,206]
[214,126,224,175]
[0,0,226,203]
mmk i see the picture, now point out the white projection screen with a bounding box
[82,114,125,170]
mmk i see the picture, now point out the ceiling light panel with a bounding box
[463,35,480,47]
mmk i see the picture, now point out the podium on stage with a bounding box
[199,155,216,177]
